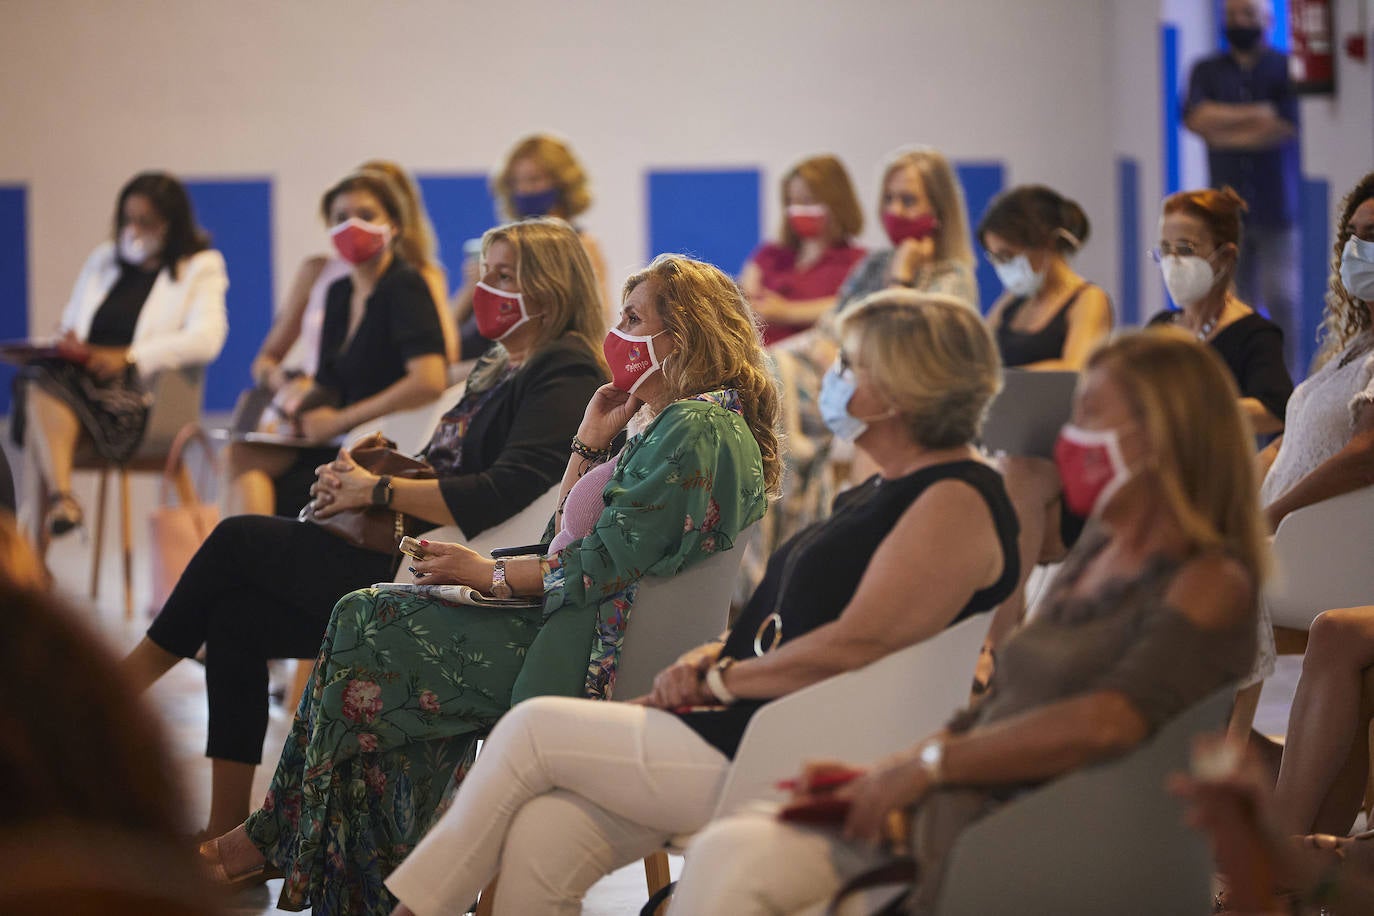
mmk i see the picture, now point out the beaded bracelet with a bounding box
[570,435,612,462]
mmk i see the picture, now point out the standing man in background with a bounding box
[1184,0,1303,373]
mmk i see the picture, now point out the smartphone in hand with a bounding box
[398,536,426,560]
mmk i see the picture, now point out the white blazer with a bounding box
[59,242,229,376]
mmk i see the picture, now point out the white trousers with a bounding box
[385,695,730,916]
[667,810,894,916]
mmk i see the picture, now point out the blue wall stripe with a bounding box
[185,179,274,412]
[416,173,497,295]
[1298,177,1330,379]
[1116,158,1142,327]
[647,169,761,275]
[1161,24,1182,198]
[0,186,28,414]
[954,162,1006,314]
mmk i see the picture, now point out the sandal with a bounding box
[45,491,83,537]
[197,836,283,892]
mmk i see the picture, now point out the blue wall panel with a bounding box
[186,179,273,411]
[647,169,761,275]
[954,162,1006,314]
[0,187,28,414]
[416,173,497,292]
[1298,177,1330,379]
[1161,24,1182,198]
[1117,158,1142,326]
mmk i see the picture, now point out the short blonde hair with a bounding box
[622,255,782,497]
[840,290,1000,448]
[1089,328,1268,584]
[880,146,974,265]
[481,218,608,375]
[494,134,593,221]
[778,154,864,249]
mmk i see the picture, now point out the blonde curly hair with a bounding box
[1315,170,1374,369]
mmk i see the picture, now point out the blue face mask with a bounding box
[511,187,560,218]
[819,363,870,441]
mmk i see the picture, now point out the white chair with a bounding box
[345,379,466,456]
[933,686,1235,916]
[1266,484,1374,638]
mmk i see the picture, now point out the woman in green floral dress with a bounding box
[201,254,782,915]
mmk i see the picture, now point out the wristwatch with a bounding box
[371,474,394,507]
[491,559,512,598]
[917,737,945,786]
[703,657,738,706]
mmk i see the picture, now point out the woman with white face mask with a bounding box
[980,184,1113,372]
[1146,186,1293,437]
[12,171,227,542]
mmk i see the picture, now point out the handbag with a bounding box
[298,431,436,554]
[148,423,221,613]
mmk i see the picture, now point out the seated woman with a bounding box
[1147,187,1293,436]
[754,146,978,599]
[382,291,1020,916]
[668,328,1263,916]
[454,134,610,362]
[740,154,866,345]
[120,218,609,842]
[250,159,458,391]
[13,171,227,541]
[195,253,780,915]
[227,169,449,517]
[977,184,1113,660]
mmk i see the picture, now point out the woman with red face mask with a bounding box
[121,219,608,868]
[189,253,778,916]
[740,155,866,346]
[225,170,450,518]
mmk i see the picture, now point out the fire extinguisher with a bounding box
[1289,0,1336,94]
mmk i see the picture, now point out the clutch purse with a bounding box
[298,432,436,554]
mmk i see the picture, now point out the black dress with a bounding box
[993,284,1102,368]
[1147,310,1294,422]
[679,460,1021,757]
[146,337,606,765]
[272,259,447,516]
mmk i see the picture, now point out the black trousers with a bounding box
[146,515,395,764]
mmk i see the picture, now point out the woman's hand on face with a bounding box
[889,237,936,286]
[84,346,130,381]
[299,406,350,442]
[837,750,930,847]
[409,540,494,588]
[577,383,643,450]
[310,450,377,518]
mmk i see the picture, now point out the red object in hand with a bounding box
[775,769,863,793]
[778,796,852,825]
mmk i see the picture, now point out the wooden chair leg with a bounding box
[643,850,672,909]
[89,467,109,600]
[1227,681,1263,742]
[119,467,134,620]
[474,875,498,916]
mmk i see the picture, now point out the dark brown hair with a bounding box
[318,170,414,263]
[977,184,1090,255]
[112,172,210,281]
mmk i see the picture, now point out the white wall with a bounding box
[0,0,1119,337]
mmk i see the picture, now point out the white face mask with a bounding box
[1340,236,1374,302]
[1159,254,1218,308]
[992,254,1045,298]
[119,224,160,266]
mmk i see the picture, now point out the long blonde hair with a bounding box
[1316,170,1374,368]
[880,146,974,265]
[358,159,441,274]
[494,134,593,221]
[481,218,607,375]
[1089,329,1268,584]
[622,255,782,497]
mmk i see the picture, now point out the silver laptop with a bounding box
[980,369,1080,460]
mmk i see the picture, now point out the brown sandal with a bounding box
[197,836,283,892]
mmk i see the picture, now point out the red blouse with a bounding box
[749,241,866,344]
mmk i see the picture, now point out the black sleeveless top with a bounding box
[679,459,1020,757]
[994,284,1097,368]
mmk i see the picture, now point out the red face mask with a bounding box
[472,282,533,341]
[1053,423,1132,518]
[330,218,391,265]
[603,328,668,393]
[786,204,828,239]
[881,211,939,246]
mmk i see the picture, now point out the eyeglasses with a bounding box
[1148,242,1213,262]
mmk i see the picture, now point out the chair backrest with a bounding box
[934,685,1234,916]
[393,483,561,584]
[129,367,207,461]
[711,611,992,818]
[349,379,466,457]
[1265,484,1374,630]
[614,527,758,699]
[979,369,1078,460]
